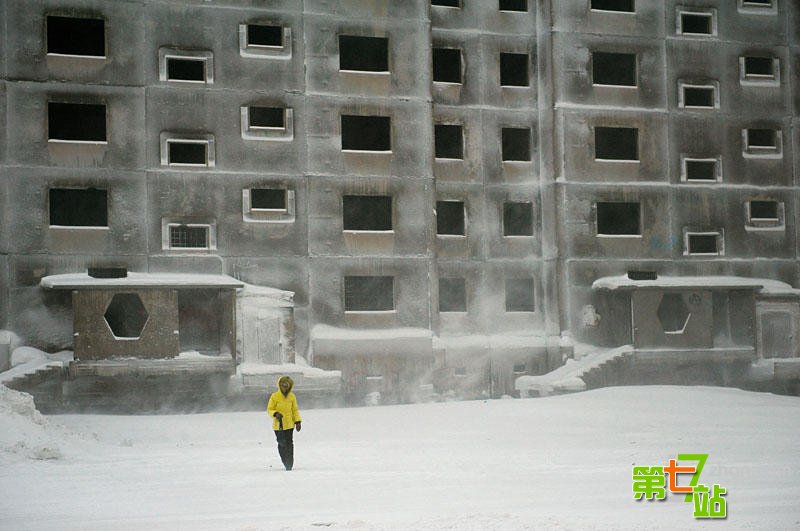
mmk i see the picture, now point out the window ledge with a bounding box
[48,139,107,145]
[596,234,643,239]
[47,53,107,60]
[339,69,391,76]
[343,230,395,234]
[742,150,782,159]
[594,158,641,164]
[49,225,110,231]
[592,83,639,89]
[342,149,393,155]
[436,234,466,238]
[344,310,397,315]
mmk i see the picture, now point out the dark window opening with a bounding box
[344,276,394,311]
[343,195,392,231]
[502,127,531,161]
[683,86,715,107]
[680,13,713,34]
[742,0,772,5]
[500,53,529,86]
[685,160,717,181]
[46,15,105,56]
[592,52,636,86]
[167,58,205,81]
[170,225,208,248]
[750,201,779,220]
[104,293,149,339]
[439,278,467,312]
[596,202,641,235]
[432,0,461,7]
[513,363,527,374]
[168,142,207,164]
[249,106,285,128]
[505,279,535,312]
[744,57,775,77]
[48,102,106,142]
[687,233,719,254]
[436,201,465,235]
[435,124,463,159]
[432,48,462,83]
[747,129,777,148]
[49,188,108,227]
[503,202,533,236]
[595,127,638,160]
[247,24,283,46]
[339,35,389,72]
[500,0,527,12]
[590,0,635,12]
[341,115,391,151]
[251,189,287,210]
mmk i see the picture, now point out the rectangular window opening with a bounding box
[170,225,209,249]
[167,57,206,82]
[251,189,287,210]
[168,141,208,165]
[749,201,779,221]
[435,124,464,159]
[499,0,527,12]
[592,52,637,86]
[343,195,392,231]
[436,201,465,236]
[513,363,527,374]
[339,35,389,72]
[502,127,531,161]
[743,56,776,78]
[684,159,719,182]
[681,85,715,108]
[344,276,394,312]
[500,53,529,87]
[247,24,283,47]
[432,0,461,7]
[503,202,533,236]
[679,13,713,35]
[432,48,462,83]
[48,102,107,142]
[46,15,105,57]
[746,128,777,148]
[341,115,391,152]
[590,0,635,12]
[505,279,535,312]
[49,188,108,227]
[248,106,285,129]
[595,127,638,161]
[439,278,467,312]
[687,233,721,255]
[596,202,641,236]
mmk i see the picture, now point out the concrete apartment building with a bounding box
[0,0,798,407]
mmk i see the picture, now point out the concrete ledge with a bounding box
[633,347,755,363]
[68,358,235,378]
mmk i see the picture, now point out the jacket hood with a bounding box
[277,376,294,392]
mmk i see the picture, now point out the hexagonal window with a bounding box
[657,293,690,334]
[104,293,149,339]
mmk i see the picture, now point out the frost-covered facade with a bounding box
[0,0,798,405]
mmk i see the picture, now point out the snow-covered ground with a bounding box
[1,385,798,530]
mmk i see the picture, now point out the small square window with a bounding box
[46,15,105,57]
[592,52,637,87]
[341,115,392,152]
[343,195,393,231]
[740,56,779,85]
[684,231,723,256]
[159,49,214,84]
[499,0,527,12]
[241,106,294,141]
[439,278,467,312]
[502,128,531,161]
[48,102,107,143]
[500,53,529,87]
[503,202,533,236]
[435,124,464,159]
[746,200,784,231]
[590,0,635,12]
[242,188,296,223]
[160,133,215,167]
[596,202,641,236]
[505,278,535,312]
[436,201,465,236]
[162,218,217,251]
[677,11,716,36]
[679,83,717,109]
[743,128,782,158]
[339,35,389,72]
[432,48,462,84]
[344,276,394,312]
[595,127,638,161]
[49,188,108,227]
[239,23,291,58]
[682,157,721,182]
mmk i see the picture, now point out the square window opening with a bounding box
[343,195,393,231]
[341,115,391,151]
[749,200,779,221]
[743,56,776,78]
[679,13,713,35]
[686,233,721,255]
[439,278,467,312]
[251,189,287,210]
[166,57,206,82]
[46,15,105,57]
[590,0,635,12]
[339,35,389,72]
[48,102,107,142]
[170,225,209,249]
[592,52,637,86]
[596,202,641,236]
[432,48,462,83]
[681,86,716,108]
[595,127,638,161]
[435,124,464,159]
[344,276,394,312]
[168,141,208,165]
[499,0,527,12]
[502,127,531,161]
[49,188,108,227]
[503,202,533,236]
[746,128,777,148]
[683,158,720,182]
[247,24,283,47]
[500,53,529,87]
[249,106,285,129]
[513,363,527,374]
[436,200,465,236]
[505,278,535,312]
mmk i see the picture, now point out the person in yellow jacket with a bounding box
[267,375,302,470]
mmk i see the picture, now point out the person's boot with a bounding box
[285,442,294,470]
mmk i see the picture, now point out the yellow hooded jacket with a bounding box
[267,376,302,431]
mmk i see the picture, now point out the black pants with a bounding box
[274,428,294,470]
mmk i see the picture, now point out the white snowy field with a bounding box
[1,385,799,530]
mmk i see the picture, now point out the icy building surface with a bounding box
[0,0,798,407]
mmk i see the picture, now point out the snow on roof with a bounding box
[41,272,245,290]
[592,275,793,292]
